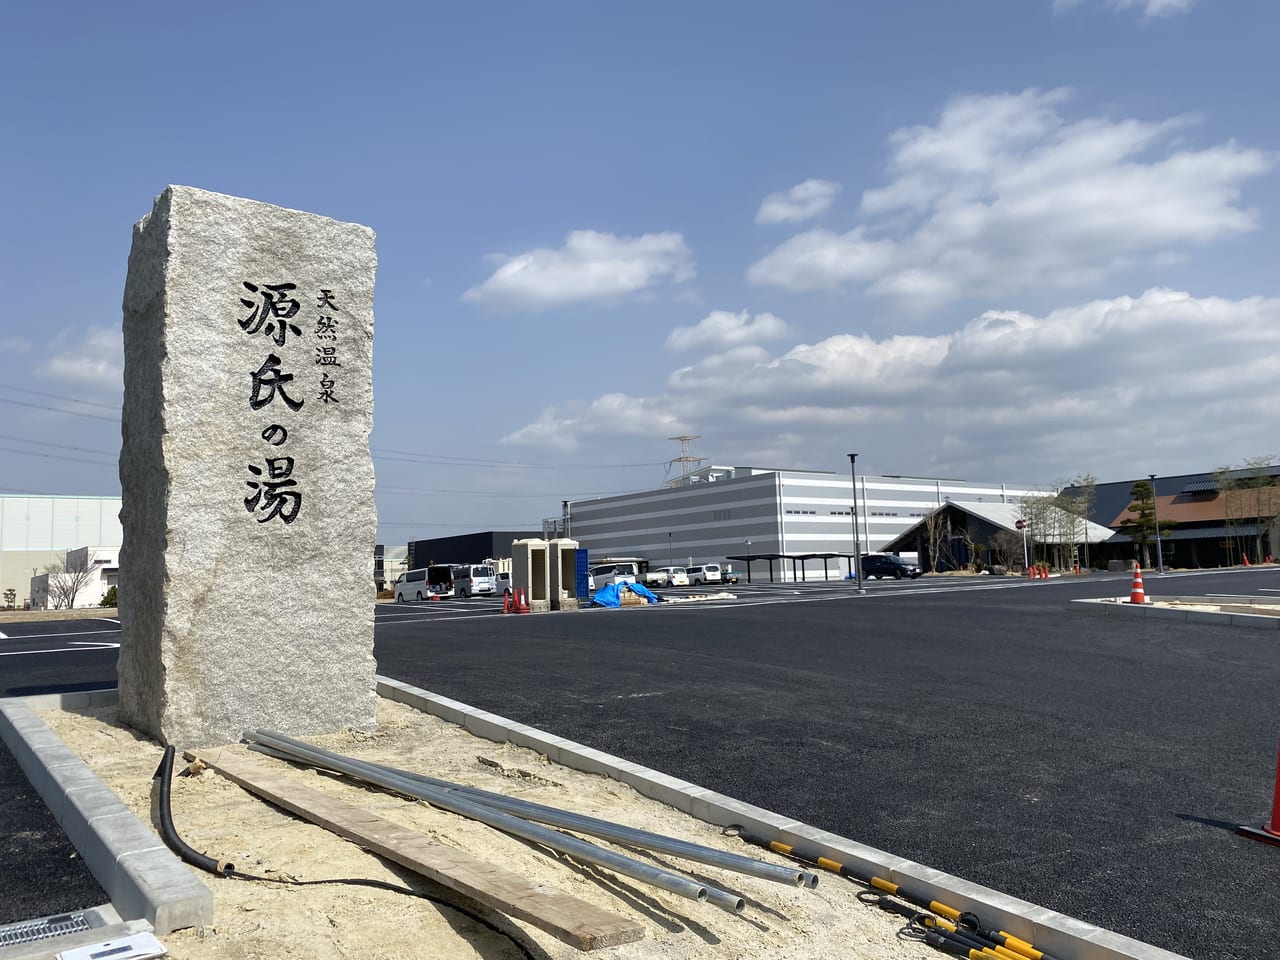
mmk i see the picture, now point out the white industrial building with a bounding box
[554,465,1050,580]
[28,545,120,610]
[0,496,123,609]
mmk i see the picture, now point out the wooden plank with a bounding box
[186,748,644,951]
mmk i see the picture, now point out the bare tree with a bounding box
[1242,455,1277,563]
[1214,464,1239,565]
[1019,494,1057,568]
[45,552,93,610]
[1069,473,1097,570]
[991,530,1022,572]
[924,508,947,573]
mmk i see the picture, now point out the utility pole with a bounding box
[848,453,865,594]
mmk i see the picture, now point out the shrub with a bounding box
[99,585,118,607]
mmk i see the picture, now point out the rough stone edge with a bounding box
[376,676,1189,960]
[0,694,212,935]
[1072,598,1280,630]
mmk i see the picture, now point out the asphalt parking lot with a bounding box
[3,570,1278,958]
[372,569,1280,960]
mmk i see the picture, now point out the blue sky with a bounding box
[1,0,1277,545]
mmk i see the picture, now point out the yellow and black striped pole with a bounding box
[726,827,1059,960]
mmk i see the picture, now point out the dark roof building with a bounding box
[1063,465,1280,568]
[406,531,542,570]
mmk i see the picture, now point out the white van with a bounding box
[452,563,497,598]
[394,568,427,602]
[686,563,722,586]
[590,563,638,588]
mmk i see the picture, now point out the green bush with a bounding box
[100,585,117,607]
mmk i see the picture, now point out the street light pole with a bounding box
[1149,473,1164,574]
[668,532,673,567]
[745,539,752,584]
[848,453,865,594]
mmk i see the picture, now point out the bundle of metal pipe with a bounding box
[243,728,785,914]
[245,730,817,889]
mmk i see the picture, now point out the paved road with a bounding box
[3,571,1278,958]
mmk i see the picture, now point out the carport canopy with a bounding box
[723,552,853,583]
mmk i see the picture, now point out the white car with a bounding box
[652,566,689,587]
[643,568,669,588]
[590,563,637,588]
[686,563,722,586]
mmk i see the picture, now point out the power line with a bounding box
[376,485,632,499]
[0,384,122,412]
[0,433,118,457]
[0,445,118,467]
[0,396,120,423]
[372,449,666,470]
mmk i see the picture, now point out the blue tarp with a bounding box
[589,581,660,607]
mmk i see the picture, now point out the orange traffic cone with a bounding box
[1128,564,1146,604]
[1244,555,1251,567]
[503,588,513,613]
[515,588,531,614]
[1237,738,1280,847]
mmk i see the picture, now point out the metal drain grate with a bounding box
[0,911,93,946]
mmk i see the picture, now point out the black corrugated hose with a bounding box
[152,746,537,960]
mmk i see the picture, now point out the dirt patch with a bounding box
[37,697,941,960]
[1159,600,1280,618]
[1098,597,1280,618]
[0,607,118,623]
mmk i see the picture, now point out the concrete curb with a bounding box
[375,676,1187,960]
[0,692,212,936]
[1072,597,1280,630]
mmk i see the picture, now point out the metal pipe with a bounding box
[244,730,738,912]
[249,739,815,888]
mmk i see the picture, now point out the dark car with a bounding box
[860,553,922,580]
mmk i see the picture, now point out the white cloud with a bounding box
[1055,0,1196,18]
[748,89,1271,311]
[500,393,687,451]
[463,230,695,310]
[665,310,792,352]
[745,227,896,291]
[40,326,123,392]
[504,289,1280,483]
[755,179,841,224]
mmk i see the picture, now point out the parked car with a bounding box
[642,567,669,588]
[860,554,921,580]
[686,563,722,586]
[652,566,689,587]
[393,564,455,602]
[452,562,497,598]
[721,566,740,584]
[590,563,638,588]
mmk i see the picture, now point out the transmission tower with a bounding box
[665,435,706,486]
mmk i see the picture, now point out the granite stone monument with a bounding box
[118,185,378,746]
